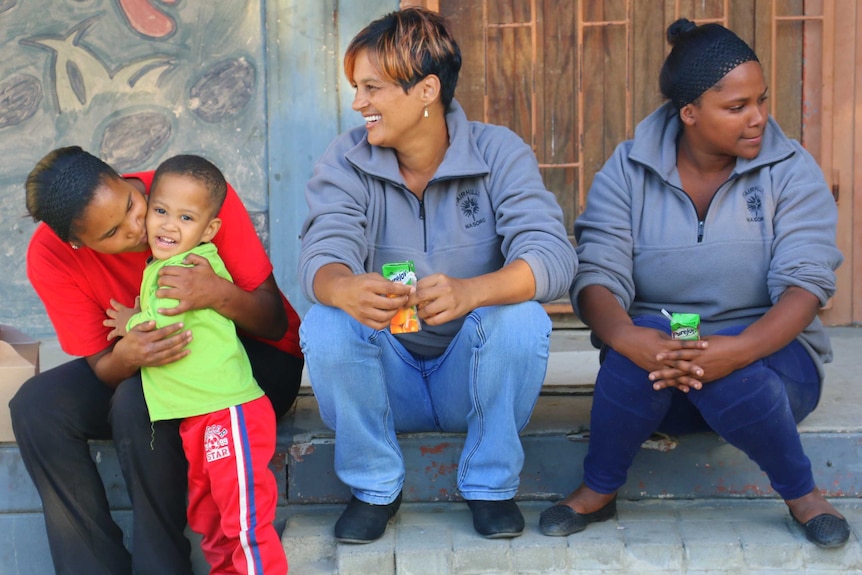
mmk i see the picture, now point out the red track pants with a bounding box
[180,395,287,574]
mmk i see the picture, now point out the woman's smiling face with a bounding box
[350,49,425,150]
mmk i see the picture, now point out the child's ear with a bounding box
[201,217,222,243]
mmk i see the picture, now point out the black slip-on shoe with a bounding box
[793,512,851,549]
[334,492,402,544]
[465,498,525,539]
[539,496,617,537]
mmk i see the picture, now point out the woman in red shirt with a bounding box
[10,146,303,574]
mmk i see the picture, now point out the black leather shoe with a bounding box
[334,492,402,543]
[793,512,851,548]
[539,496,617,536]
[465,499,525,538]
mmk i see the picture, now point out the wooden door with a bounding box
[404,0,855,326]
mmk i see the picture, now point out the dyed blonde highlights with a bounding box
[344,7,462,110]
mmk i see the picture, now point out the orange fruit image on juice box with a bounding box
[382,260,421,334]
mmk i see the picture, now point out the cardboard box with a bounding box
[0,325,40,442]
[1,324,40,374]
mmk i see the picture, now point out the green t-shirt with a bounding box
[127,243,263,421]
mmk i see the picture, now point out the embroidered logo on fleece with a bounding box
[204,424,231,462]
[457,188,487,229]
[744,186,764,222]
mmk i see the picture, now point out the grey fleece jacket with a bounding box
[572,102,843,378]
[300,99,577,356]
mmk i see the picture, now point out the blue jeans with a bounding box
[585,315,821,500]
[300,302,550,504]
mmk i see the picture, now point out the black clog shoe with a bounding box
[793,512,851,549]
[539,496,617,537]
[465,498,525,538]
[334,492,402,543]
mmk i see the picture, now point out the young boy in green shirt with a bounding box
[125,154,287,574]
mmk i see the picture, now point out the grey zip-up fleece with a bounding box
[300,99,577,356]
[572,102,843,378]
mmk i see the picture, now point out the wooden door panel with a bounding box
[486,25,533,136]
[417,0,853,324]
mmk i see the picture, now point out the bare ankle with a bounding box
[785,489,843,523]
[561,485,616,514]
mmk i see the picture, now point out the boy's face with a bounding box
[146,173,221,260]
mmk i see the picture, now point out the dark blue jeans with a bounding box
[584,315,820,500]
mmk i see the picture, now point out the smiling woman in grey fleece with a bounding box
[298,7,577,545]
[539,18,848,549]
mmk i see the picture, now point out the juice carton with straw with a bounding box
[662,309,700,340]
[382,260,421,334]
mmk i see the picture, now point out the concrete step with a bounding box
[281,327,862,504]
[281,498,862,574]
[281,392,862,504]
[2,327,858,574]
[277,327,862,573]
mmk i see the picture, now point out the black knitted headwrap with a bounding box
[35,150,114,242]
[662,19,759,110]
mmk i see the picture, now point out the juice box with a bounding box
[670,312,700,340]
[381,260,420,333]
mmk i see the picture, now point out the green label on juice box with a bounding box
[381,261,416,286]
[671,312,700,340]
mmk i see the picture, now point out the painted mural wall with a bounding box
[1,0,270,337]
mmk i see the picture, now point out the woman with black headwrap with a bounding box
[538,19,848,548]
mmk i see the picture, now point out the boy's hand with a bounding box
[104,297,141,340]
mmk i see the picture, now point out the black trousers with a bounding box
[9,336,303,575]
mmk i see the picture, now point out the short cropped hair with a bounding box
[152,154,228,216]
[344,7,462,111]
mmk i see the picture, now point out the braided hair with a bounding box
[659,18,759,110]
[25,146,120,242]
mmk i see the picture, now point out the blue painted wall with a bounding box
[0,0,398,338]
[0,2,396,568]
[267,0,397,317]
